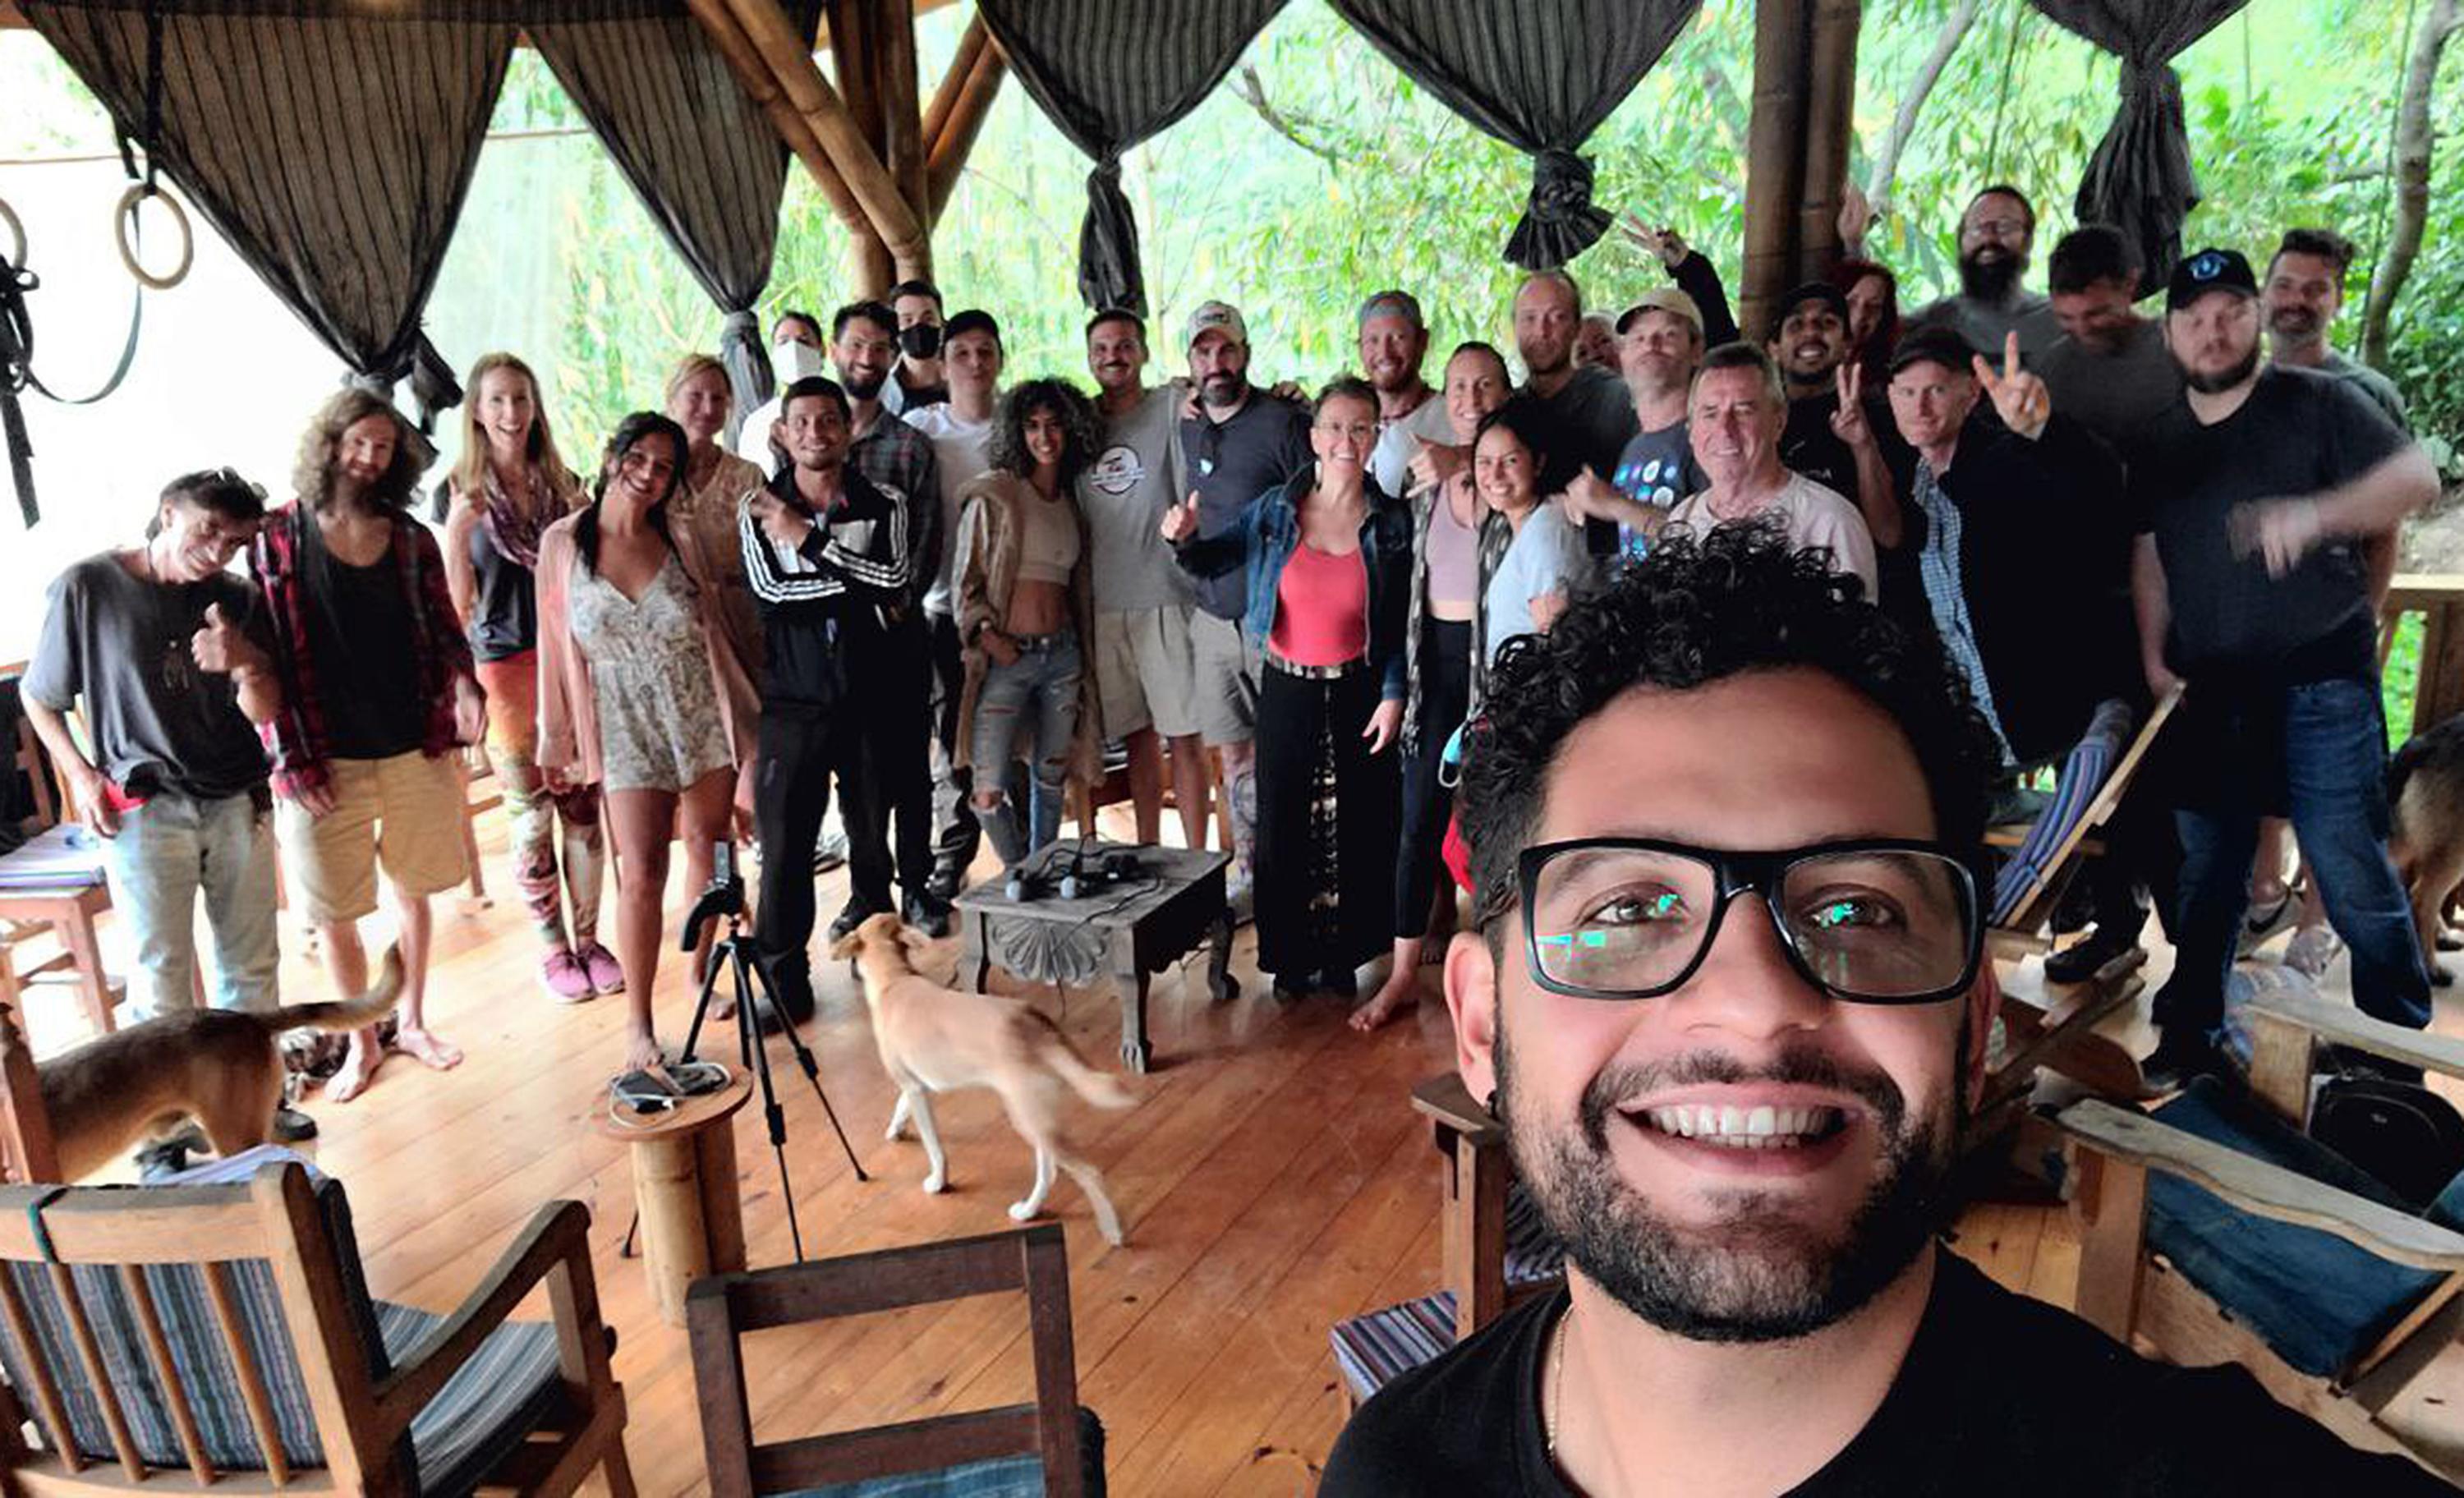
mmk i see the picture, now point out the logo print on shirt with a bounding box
[1087,443,1147,497]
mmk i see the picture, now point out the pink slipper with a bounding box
[576,939,626,996]
[540,948,594,1004]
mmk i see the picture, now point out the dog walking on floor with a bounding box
[39,947,404,1181]
[831,913,1133,1245]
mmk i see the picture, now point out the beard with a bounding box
[1493,1022,1961,1344]
[2183,342,2262,395]
[839,367,888,402]
[1200,371,1247,407]
[1958,247,2022,304]
[2268,306,2324,347]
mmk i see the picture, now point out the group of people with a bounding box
[19,182,2439,1164]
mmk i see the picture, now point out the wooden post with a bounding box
[687,0,873,245]
[1739,0,1812,343]
[1794,0,1861,287]
[927,34,1007,225]
[0,998,60,1182]
[720,0,929,288]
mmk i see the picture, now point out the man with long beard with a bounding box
[2131,247,2437,1085]
[1908,185,2060,363]
[1322,527,2442,1494]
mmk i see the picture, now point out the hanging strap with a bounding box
[24,1187,68,1264]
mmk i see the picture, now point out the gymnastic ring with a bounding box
[0,195,25,273]
[113,183,192,290]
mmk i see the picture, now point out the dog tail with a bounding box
[261,946,406,1033]
[1033,1019,1135,1110]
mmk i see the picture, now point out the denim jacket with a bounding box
[1174,474,1413,701]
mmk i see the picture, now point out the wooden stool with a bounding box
[595,1070,752,1326]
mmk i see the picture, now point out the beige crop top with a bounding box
[1015,491,1081,586]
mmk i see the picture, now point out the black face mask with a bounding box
[899,324,944,361]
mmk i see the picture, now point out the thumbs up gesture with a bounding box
[190,601,263,678]
[1160,491,1202,545]
[1972,330,2051,440]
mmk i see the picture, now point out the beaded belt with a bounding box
[1264,649,1364,681]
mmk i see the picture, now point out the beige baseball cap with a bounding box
[1184,300,1248,350]
[1616,287,1703,338]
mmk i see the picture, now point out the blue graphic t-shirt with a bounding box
[1608,421,1703,563]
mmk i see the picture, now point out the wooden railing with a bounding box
[2381,573,2464,738]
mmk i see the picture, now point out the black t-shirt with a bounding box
[1182,391,1313,620]
[301,519,425,760]
[2130,365,2407,682]
[1321,1252,2449,1496]
[1510,365,1643,556]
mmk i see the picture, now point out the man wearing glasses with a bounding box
[1907,185,2060,364]
[1322,527,2438,1493]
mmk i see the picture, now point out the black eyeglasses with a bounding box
[1514,838,1983,1004]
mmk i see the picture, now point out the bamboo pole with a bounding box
[927,35,1007,225]
[722,0,930,284]
[922,13,991,146]
[1794,0,1862,287]
[828,0,897,292]
[877,0,930,235]
[685,0,871,239]
[1739,0,1812,342]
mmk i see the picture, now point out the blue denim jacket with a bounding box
[1174,476,1413,701]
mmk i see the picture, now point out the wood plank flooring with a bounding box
[18,794,2459,1493]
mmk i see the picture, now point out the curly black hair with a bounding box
[987,378,1101,489]
[1460,525,2003,934]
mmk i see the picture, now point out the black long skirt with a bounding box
[1253,660,1400,977]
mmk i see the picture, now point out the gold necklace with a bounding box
[1546,1301,1570,1460]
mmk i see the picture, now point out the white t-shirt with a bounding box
[903,402,995,618]
[1484,501,1592,665]
[1369,392,1459,499]
[733,394,784,474]
[1666,471,1878,600]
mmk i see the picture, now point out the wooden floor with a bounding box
[14,796,2462,1494]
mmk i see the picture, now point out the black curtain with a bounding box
[978,0,1289,314]
[2032,0,2249,294]
[1330,0,1702,269]
[531,1,822,424]
[25,0,519,429]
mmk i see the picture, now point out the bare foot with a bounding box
[393,1026,465,1071]
[327,1041,382,1104]
[1349,975,1416,1033]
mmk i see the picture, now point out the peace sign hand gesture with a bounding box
[1972,331,2051,440]
[1829,362,1875,451]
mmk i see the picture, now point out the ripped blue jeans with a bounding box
[969,630,1082,868]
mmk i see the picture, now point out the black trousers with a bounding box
[1396,618,1472,941]
[752,705,856,1017]
[927,611,981,878]
[1253,662,1399,976]
[847,622,936,909]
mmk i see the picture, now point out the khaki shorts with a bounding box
[1188,610,1258,747]
[277,750,470,924]
[1092,605,1205,742]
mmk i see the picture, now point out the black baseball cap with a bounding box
[1887,324,1979,377]
[1770,282,1850,329]
[2165,247,2259,314]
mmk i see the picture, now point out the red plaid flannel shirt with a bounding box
[247,501,473,799]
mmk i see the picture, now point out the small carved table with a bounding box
[954,842,1236,1073]
[594,1070,750,1327]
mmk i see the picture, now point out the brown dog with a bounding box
[830,913,1132,1245]
[39,947,404,1180]
[2391,714,2464,984]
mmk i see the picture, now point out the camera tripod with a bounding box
[623,844,868,1266]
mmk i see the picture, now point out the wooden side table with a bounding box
[595,1070,752,1327]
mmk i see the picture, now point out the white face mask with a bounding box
[776,341,828,384]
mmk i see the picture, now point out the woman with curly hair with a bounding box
[1165,376,1412,999]
[953,379,1102,870]
[440,352,612,1004]
[251,388,485,1101]
[536,413,752,1073]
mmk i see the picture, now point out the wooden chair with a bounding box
[0,1159,633,1494]
[0,992,59,1183]
[2059,982,2464,1477]
[688,1223,1101,1496]
[1979,686,2185,1114]
[1327,1073,1564,1409]
[0,704,118,1038]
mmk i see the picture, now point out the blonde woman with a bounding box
[441,353,610,1003]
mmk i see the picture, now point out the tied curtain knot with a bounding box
[718,309,774,432]
[1506,147,1609,272]
[1080,155,1147,316]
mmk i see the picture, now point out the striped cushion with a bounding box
[1990,698,2134,927]
[0,1171,561,1495]
[1330,1293,1458,1404]
[1501,1183,1564,1288]
[781,1406,1107,1496]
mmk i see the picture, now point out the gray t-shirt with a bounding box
[1485,503,1593,665]
[1369,393,1456,499]
[1078,386,1193,614]
[1510,364,1643,495]
[1183,390,1314,619]
[1909,290,2062,364]
[24,554,270,802]
[2319,351,2408,430]
[2036,317,2185,450]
